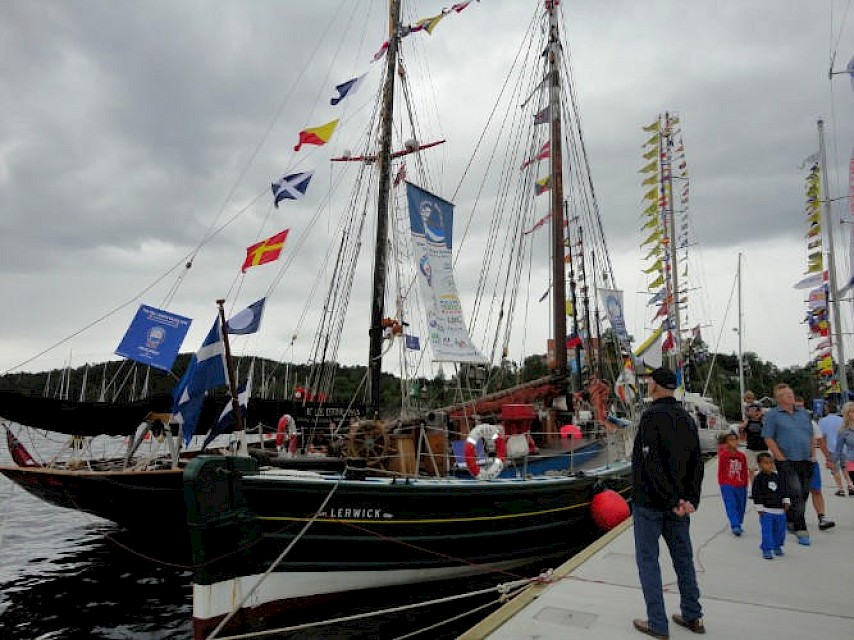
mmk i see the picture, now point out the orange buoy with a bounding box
[591,489,631,531]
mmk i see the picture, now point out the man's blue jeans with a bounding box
[633,504,702,635]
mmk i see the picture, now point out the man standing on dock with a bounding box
[631,367,706,639]
[763,384,817,546]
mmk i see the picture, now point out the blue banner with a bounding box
[115,305,192,371]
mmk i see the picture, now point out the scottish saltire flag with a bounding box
[294,119,339,152]
[203,365,253,450]
[226,298,266,335]
[404,334,420,350]
[330,74,366,106]
[272,171,313,207]
[172,319,228,444]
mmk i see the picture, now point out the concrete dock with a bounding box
[459,459,853,639]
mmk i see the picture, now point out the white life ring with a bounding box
[465,424,507,480]
[276,414,298,455]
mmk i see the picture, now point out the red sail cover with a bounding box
[5,426,41,467]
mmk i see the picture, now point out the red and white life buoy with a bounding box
[276,414,298,455]
[464,424,507,480]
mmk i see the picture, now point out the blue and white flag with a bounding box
[647,288,666,306]
[226,298,266,335]
[114,304,191,371]
[330,73,366,106]
[272,170,314,207]
[404,334,420,350]
[203,364,252,450]
[172,319,228,444]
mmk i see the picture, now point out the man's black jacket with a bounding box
[631,396,704,511]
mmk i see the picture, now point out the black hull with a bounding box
[184,456,633,638]
[0,465,186,530]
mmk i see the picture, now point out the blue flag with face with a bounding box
[172,319,227,444]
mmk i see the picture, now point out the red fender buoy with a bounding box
[591,489,631,531]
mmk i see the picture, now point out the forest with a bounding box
[0,343,843,421]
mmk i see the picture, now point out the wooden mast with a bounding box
[547,3,567,381]
[216,299,244,434]
[367,0,401,416]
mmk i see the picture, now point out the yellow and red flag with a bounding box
[294,119,339,152]
[241,229,289,273]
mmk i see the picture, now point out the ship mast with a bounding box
[367,0,401,416]
[547,3,567,380]
[818,118,849,396]
[662,113,682,371]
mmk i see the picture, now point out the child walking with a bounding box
[718,432,748,535]
[752,452,790,560]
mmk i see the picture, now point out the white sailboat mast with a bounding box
[818,118,849,396]
[737,252,745,420]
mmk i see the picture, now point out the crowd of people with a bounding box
[630,371,854,639]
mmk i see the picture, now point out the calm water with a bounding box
[0,436,598,640]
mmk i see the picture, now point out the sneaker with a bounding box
[633,618,669,639]
[732,526,743,536]
[834,490,846,497]
[762,550,773,560]
[672,614,706,634]
[797,534,811,546]
[818,516,836,531]
[849,487,854,496]
[774,548,784,556]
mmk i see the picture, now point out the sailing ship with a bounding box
[181,2,635,638]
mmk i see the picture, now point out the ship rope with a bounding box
[205,480,341,639]
[209,578,535,640]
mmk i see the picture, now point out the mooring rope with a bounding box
[211,577,536,640]
[205,479,341,639]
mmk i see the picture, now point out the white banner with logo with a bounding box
[406,182,486,364]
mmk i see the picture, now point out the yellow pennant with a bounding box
[642,173,658,186]
[639,160,657,173]
[642,120,660,132]
[642,132,659,148]
[644,245,663,260]
[643,201,658,215]
[643,146,658,160]
[643,187,658,201]
[641,215,659,230]
[648,274,665,289]
[644,259,663,274]
[641,229,661,247]
[566,300,574,316]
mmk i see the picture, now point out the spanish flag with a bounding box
[241,229,289,273]
[294,119,339,152]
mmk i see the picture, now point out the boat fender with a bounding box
[276,414,298,455]
[590,488,631,531]
[505,433,530,461]
[464,424,506,480]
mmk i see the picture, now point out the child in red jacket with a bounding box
[718,432,748,536]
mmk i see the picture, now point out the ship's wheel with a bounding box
[347,421,388,467]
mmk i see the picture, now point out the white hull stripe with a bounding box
[193,558,537,621]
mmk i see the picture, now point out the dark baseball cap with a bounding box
[650,367,678,390]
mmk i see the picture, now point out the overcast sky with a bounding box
[1,0,853,380]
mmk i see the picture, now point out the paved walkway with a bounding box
[459,458,853,639]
